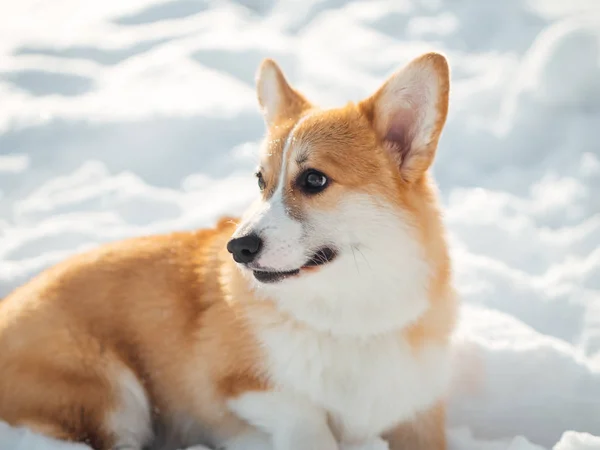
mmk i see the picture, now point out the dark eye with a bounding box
[298,170,328,194]
[256,172,266,191]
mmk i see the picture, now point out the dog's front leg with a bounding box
[227,391,338,450]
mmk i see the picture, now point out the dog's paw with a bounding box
[340,437,389,450]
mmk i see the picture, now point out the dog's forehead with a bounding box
[261,107,370,170]
[260,121,294,170]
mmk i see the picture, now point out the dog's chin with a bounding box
[250,247,338,284]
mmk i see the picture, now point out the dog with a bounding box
[0,52,457,450]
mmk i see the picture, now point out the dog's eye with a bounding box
[256,172,266,191]
[299,170,328,194]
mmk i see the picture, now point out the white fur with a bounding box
[108,368,153,450]
[232,193,450,446]
[228,391,337,450]
[236,315,450,445]
[234,193,306,271]
[250,192,431,336]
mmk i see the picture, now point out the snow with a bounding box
[1,0,599,449]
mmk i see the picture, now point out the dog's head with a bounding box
[228,53,451,336]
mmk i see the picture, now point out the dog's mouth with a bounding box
[252,247,338,284]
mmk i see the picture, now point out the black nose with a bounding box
[227,234,263,264]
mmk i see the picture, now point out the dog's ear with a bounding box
[256,59,311,127]
[360,52,450,183]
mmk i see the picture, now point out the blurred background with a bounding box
[1,0,599,448]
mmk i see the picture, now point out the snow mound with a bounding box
[554,432,600,450]
[0,422,90,450]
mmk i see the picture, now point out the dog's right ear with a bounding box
[256,59,311,127]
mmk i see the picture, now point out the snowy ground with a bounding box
[1,0,600,449]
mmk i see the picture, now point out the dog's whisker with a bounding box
[354,246,372,271]
[351,246,360,274]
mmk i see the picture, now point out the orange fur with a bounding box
[0,53,455,450]
[0,219,264,448]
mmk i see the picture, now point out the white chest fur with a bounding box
[253,320,450,442]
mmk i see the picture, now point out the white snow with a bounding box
[1,0,599,449]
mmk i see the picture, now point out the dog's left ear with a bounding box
[360,52,450,183]
[256,59,311,127]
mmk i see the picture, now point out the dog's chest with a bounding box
[257,324,450,440]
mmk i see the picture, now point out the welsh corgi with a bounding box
[0,52,457,450]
